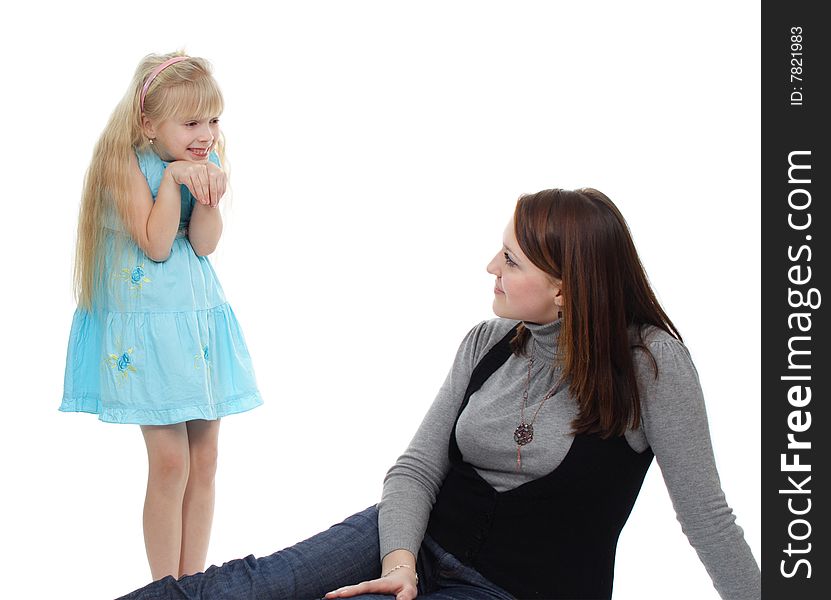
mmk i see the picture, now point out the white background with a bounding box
[0,1,760,598]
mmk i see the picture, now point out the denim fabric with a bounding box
[117,506,513,600]
[413,536,513,600]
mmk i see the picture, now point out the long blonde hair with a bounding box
[74,51,226,308]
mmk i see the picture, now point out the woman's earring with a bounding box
[148,138,155,145]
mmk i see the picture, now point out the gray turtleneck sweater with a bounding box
[378,318,760,600]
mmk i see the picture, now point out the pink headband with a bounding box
[140,56,189,112]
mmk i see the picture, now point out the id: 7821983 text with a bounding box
[790,26,803,106]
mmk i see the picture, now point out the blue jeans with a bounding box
[117,506,513,600]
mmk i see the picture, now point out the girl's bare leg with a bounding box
[179,419,221,576]
[140,423,190,581]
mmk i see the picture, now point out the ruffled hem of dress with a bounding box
[59,391,263,425]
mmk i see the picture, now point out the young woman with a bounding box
[120,188,759,600]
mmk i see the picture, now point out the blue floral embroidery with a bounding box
[116,352,132,371]
[130,266,145,284]
[194,345,211,370]
[120,263,151,291]
[106,346,137,380]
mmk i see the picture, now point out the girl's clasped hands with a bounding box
[165,159,226,208]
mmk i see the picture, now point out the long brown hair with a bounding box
[74,51,226,308]
[510,188,681,437]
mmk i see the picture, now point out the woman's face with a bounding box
[486,219,563,324]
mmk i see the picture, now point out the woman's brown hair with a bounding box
[511,188,681,437]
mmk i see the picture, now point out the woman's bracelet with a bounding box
[382,563,419,584]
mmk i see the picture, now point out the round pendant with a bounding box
[514,422,534,446]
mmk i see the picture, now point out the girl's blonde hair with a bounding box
[74,51,226,308]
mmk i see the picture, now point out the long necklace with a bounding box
[514,340,559,470]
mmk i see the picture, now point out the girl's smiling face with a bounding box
[142,114,220,162]
[486,219,563,324]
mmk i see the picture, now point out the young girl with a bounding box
[120,188,759,600]
[61,52,262,581]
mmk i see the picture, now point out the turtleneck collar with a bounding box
[523,318,562,361]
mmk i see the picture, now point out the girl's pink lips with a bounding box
[494,285,504,294]
[188,147,210,158]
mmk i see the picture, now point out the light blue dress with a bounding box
[60,149,262,424]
